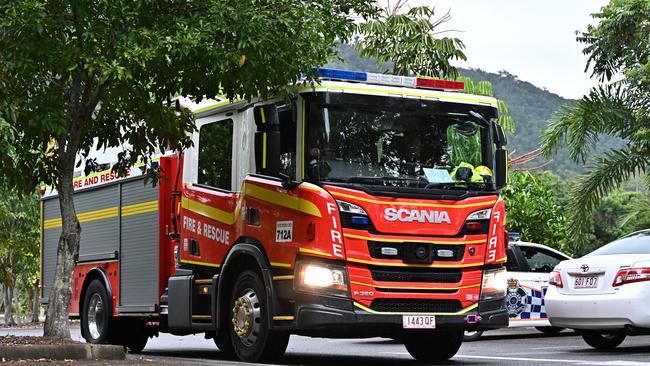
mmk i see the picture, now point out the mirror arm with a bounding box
[278,173,300,190]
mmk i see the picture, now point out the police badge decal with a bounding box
[506,278,526,317]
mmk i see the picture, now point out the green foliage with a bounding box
[356,2,466,78]
[0,178,40,317]
[501,172,569,254]
[541,0,650,250]
[0,0,376,335]
[0,0,377,189]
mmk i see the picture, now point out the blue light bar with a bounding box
[313,67,367,82]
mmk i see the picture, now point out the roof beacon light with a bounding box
[312,68,465,92]
[416,77,465,91]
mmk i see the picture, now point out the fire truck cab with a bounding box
[41,68,509,363]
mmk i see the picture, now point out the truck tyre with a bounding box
[81,279,112,344]
[228,270,290,363]
[213,331,235,359]
[582,330,626,349]
[121,320,149,353]
[403,329,463,362]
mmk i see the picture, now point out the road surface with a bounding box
[2,326,650,365]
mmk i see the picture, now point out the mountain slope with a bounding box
[328,44,618,176]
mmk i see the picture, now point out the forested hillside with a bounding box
[328,44,619,176]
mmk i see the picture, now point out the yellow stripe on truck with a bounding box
[43,200,158,229]
[181,197,237,225]
[122,200,158,217]
[244,184,322,218]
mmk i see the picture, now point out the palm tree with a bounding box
[541,0,650,252]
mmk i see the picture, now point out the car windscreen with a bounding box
[588,231,650,256]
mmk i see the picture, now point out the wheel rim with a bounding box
[231,288,262,347]
[87,293,105,340]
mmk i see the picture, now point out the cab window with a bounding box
[519,246,566,273]
[198,119,233,190]
[278,105,296,178]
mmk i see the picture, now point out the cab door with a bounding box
[506,244,568,327]
[179,115,240,270]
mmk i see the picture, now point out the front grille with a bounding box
[370,298,462,313]
[369,266,462,283]
[368,241,465,261]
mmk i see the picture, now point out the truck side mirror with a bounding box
[492,123,507,147]
[495,148,507,189]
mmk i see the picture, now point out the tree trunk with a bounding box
[13,287,21,326]
[43,151,80,339]
[32,280,40,323]
[4,286,16,326]
[0,284,4,313]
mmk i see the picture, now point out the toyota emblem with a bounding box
[581,264,589,273]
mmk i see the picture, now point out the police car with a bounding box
[464,234,572,341]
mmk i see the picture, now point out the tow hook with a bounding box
[465,314,481,324]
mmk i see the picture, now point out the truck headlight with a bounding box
[295,261,348,296]
[480,268,507,300]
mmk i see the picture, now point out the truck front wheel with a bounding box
[228,270,289,363]
[81,280,111,344]
[403,329,463,362]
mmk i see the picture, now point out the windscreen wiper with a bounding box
[347,176,423,184]
[425,181,486,190]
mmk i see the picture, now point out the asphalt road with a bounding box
[3,326,650,365]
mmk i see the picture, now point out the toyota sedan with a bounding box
[545,230,650,349]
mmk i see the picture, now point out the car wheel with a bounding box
[535,326,564,334]
[582,330,626,349]
[81,280,112,344]
[228,270,290,362]
[403,330,463,362]
[463,330,484,341]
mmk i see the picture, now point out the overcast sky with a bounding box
[408,0,609,99]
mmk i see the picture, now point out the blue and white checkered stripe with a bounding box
[519,287,548,319]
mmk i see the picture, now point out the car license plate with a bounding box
[574,276,599,289]
[402,315,436,329]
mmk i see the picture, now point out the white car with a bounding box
[545,230,650,349]
[464,239,571,340]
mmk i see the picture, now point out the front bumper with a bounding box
[284,292,508,338]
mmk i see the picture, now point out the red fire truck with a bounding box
[40,68,509,363]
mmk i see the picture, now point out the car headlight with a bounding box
[295,261,349,296]
[480,267,507,300]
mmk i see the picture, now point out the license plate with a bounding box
[402,315,436,329]
[574,276,599,289]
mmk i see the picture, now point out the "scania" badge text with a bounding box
[383,208,451,224]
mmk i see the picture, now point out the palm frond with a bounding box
[541,84,636,163]
[567,147,649,251]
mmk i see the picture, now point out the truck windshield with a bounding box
[303,93,497,190]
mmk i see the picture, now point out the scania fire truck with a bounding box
[40,68,509,363]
